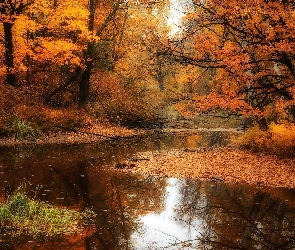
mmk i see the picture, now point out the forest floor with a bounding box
[118,148,295,188]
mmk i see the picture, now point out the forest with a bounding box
[0,0,294,154]
[1,1,295,249]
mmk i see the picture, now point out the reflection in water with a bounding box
[208,131,224,147]
[0,132,294,249]
[131,178,202,249]
[132,179,295,250]
[178,180,295,249]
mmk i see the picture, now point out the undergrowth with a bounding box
[237,122,295,157]
[7,115,40,140]
[0,187,96,237]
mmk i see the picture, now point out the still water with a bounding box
[0,131,294,249]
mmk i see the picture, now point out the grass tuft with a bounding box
[0,188,96,237]
[7,114,40,140]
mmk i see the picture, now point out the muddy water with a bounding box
[0,131,294,249]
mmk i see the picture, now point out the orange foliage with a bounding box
[237,123,295,157]
[0,0,93,75]
[178,0,295,118]
[12,105,95,130]
[90,72,164,124]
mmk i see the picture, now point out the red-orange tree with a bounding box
[169,0,295,125]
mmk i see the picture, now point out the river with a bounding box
[0,130,294,249]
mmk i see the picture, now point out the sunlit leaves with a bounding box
[46,0,91,40]
[238,122,295,157]
[26,0,51,17]
[0,0,96,76]
[33,38,82,65]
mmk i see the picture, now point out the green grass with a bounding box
[7,115,40,140]
[0,188,96,237]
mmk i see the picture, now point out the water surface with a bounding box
[0,131,294,249]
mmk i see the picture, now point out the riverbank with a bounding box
[1,126,295,189]
[0,124,140,147]
[119,148,295,188]
[0,126,240,147]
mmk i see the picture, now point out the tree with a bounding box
[41,0,126,109]
[0,0,34,86]
[0,0,127,109]
[0,0,91,88]
[78,0,123,109]
[168,0,295,125]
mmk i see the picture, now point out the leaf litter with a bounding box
[118,148,295,188]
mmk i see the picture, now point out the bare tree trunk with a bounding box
[156,60,165,92]
[257,117,269,130]
[3,22,16,86]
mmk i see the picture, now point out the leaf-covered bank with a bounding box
[118,148,295,188]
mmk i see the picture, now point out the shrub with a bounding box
[0,207,10,224]
[237,122,295,157]
[7,193,30,217]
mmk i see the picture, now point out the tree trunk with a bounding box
[257,117,269,130]
[78,59,92,109]
[156,57,165,91]
[3,22,16,86]
[78,0,95,109]
[157,69,165,91]
[44,66,82,105]
[77,0,122,109]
